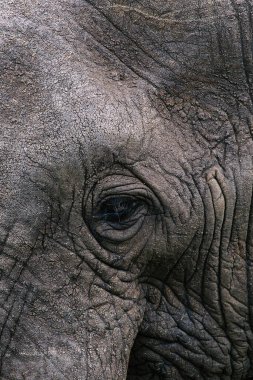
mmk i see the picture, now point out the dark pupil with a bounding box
[98,197,138,224]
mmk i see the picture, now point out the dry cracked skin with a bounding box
[1,0,253,379]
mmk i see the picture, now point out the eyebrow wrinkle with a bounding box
[104,4,218,24]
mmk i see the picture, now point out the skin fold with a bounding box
[0,0,253,379]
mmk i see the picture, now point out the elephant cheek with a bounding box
[0,262,145,380]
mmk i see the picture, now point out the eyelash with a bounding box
[94,196,145,225]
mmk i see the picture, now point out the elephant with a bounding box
[1,0,253,378]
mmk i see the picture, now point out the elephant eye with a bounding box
[83,177,157,244]
[93,196,146,229]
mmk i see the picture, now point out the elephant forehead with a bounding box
[0,5,159,161]
[0,0,236,170]
[4,63,161,165]
[2,0,247,97]
[47,66,152,149]
[74,0,248,89]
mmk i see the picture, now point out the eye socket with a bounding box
[93,196,146,230]
[83,174,159,245]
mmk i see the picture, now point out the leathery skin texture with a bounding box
[1,0,253,379]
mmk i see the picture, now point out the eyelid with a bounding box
[94,196,147,221]
[94,193,153,212]
[97,196,140,210]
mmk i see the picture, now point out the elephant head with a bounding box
[1,0,253,379]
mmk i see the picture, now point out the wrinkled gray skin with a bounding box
[1,0,253,379]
